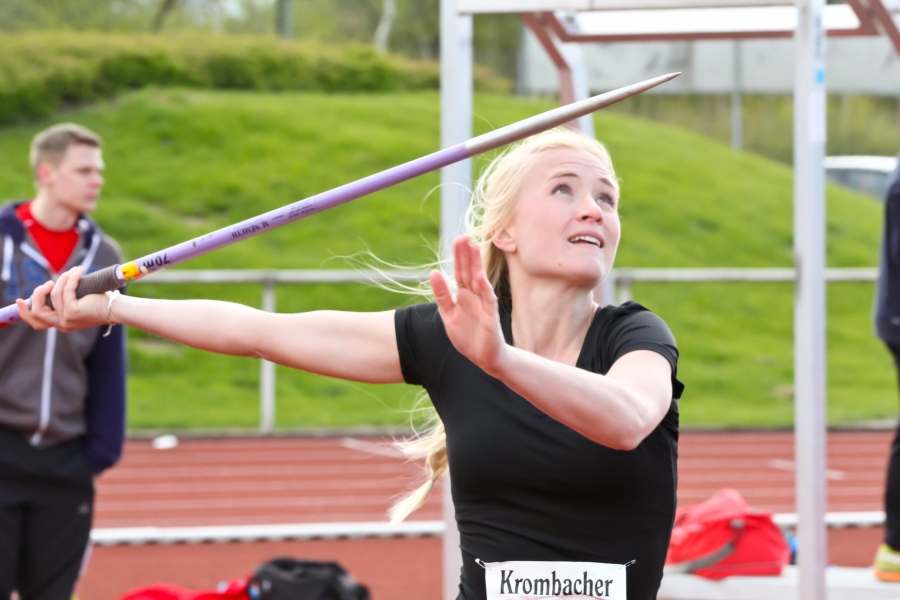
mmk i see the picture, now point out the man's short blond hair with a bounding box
[30,123,103,177]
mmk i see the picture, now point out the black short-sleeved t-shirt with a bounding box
[395,301,684,600]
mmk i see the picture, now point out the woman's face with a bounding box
[493,146,621,290]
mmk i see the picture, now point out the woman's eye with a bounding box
[597,194,616,207]
[552,184,572,195]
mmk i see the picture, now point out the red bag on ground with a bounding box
[118,576,251,600]
[665,488,790,579]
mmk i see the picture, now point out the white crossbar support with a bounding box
[86,511,884,547]
[440,0,473,264]
[440,4,470,599]
[90,520,445,546]
[260,278,276,433]
[793,1,829,599]
[773,510,886,529]
[458,1,795,13]
[555,14,596,137]
[659,566,900,600]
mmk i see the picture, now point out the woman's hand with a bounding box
[17,266,108,333]
[430,236,508,375]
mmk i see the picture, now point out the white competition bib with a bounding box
[480,559,627,599]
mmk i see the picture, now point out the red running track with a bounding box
[79,430,893,599]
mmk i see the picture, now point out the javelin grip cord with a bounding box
[44,265,122,310]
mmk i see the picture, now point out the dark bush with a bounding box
[95,53,188,93]
[0,32,507,125]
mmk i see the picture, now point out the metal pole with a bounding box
[616,277,632,306]
[440,0,473,265]
[793,1,828,598]
[559,13,596,138]
[260,278,276,433]
[731,40,743,151]
[440,1,471,597]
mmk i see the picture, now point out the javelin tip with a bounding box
[466,72,681,156]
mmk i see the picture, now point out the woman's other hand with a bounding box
[17,266,108,333]
[431,236,507,375]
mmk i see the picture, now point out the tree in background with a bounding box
[290,0,520,79]
[374,0,396,54]
[0,0,154,31]
[274,0,293,39]
[153,0,178,32]
[0,0,521,80]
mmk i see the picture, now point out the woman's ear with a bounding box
[491,227,516,254]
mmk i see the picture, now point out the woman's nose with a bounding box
[578,195,603,221]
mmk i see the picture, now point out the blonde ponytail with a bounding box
[389,421,448,524]
[388,128,618,523]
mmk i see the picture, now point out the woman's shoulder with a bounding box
[597,302,684,398]
[394,302,449,343]
[596,301,679,357]
[394,302,453,389]
[395,301,441,324]
[600,301,673,333]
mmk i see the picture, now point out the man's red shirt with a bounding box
[15,202,80,274]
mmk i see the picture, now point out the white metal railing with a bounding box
[139,267,878,432]
[141,269,430,432]
[88,509,885,546]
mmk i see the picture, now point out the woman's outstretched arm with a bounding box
[18,267,402,384]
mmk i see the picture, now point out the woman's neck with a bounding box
[508,276,597,366]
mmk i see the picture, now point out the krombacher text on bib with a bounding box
[480,560,626,599]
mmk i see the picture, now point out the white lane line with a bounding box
[102,464,419,480]
[97,478,414,495]
[94,494,428,512]
[93,512,443,529]
[117,449,402,464]
[769,458,847,480]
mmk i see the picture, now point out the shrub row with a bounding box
[0,32,510,125]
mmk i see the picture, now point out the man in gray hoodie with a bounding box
[0,123,126,600]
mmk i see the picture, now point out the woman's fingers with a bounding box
[60,266,84,325]
[477,270,497,313]
[430,270,455,314]
[31,280,55,313]
[454,235,471,292]
[48,273,64,317]
[16,299,45,330]
[17,280,56,330]
[51,270,71,325]
[448,236,498,321]
[468,241,483,289]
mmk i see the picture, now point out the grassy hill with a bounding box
[0,88,893,430]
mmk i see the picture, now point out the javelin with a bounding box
[0,72,679,328]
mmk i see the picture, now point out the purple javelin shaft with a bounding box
[0,72,679,328]
[113,143,470,282]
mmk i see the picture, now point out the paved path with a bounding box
[78,430,894,600]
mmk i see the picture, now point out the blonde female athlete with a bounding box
[19,129,683,600]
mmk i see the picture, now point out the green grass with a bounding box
[0,88,893,430]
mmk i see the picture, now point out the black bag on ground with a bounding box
[249,557,370,600]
